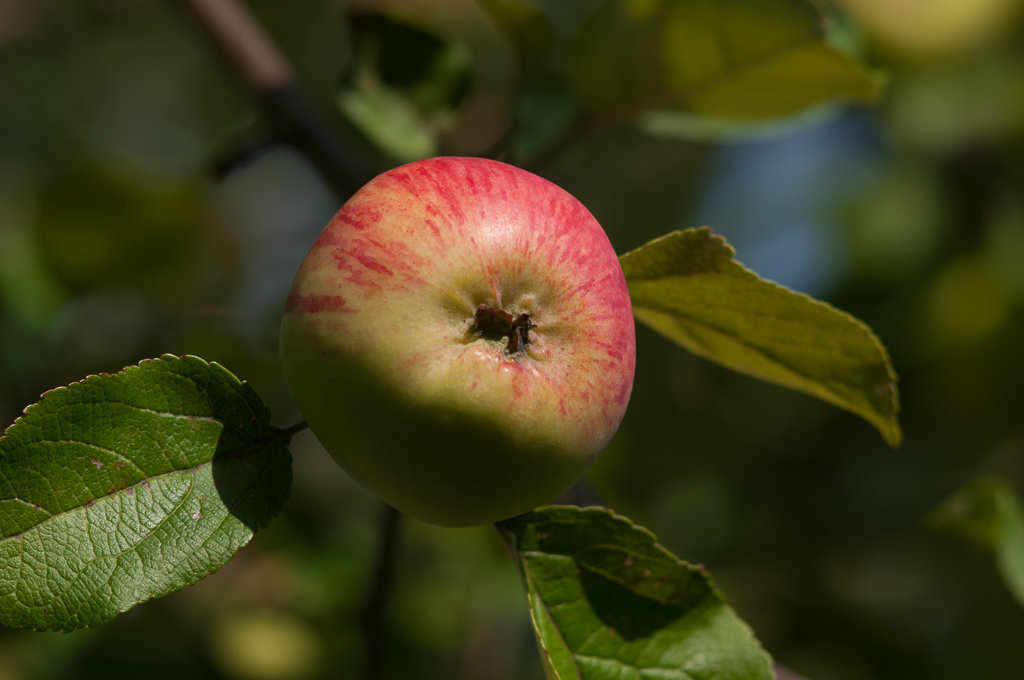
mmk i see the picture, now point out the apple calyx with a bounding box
[472,304,537,355]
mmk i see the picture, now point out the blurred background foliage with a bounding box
[1,0,1024,678]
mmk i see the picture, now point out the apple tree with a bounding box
[2,1,1023,679]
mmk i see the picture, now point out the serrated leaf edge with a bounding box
[3,354,244,439]
[1,354,287,536]
[0,354,293,631]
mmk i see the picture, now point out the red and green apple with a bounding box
[279,157,635,526]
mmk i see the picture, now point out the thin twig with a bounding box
[362,503,402,680]
[278,420,309,439]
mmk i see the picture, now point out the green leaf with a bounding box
[337,81,440,162]
[620,228,901,446]
[497,506,775,680]
[0,355,292,631]
[930,478,1024,609]
[571,0,880,123]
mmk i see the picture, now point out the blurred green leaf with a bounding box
[478,0,560,66]
[571,0,880,122]
[338,9,511,159]
[337,15,468,162]
[498,506,774,680]
[35,167,234,307]
[337,79,441,162]
[930,478,1024,608]
[636,105,838,142]
[0,355,292,631]
[620,228,901,446]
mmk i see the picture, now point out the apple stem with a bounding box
[473,304,537,355]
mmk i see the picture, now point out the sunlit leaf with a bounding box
[498,506,774,680]
[0,355,293,631]
[619,228,901,446]
[930,478,1024,608]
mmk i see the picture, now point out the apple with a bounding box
[279,157,635,527]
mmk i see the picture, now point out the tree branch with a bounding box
[174,0,372,198]
[361,503,402,680]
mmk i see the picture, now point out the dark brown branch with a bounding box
[361,503,402,680]
[174,0,372,198]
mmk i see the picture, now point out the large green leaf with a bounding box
[497,506,775,680]
[571,0,880,121]
[620,228,901,446]
[930,478,1024,608]
[0,355,293,631]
